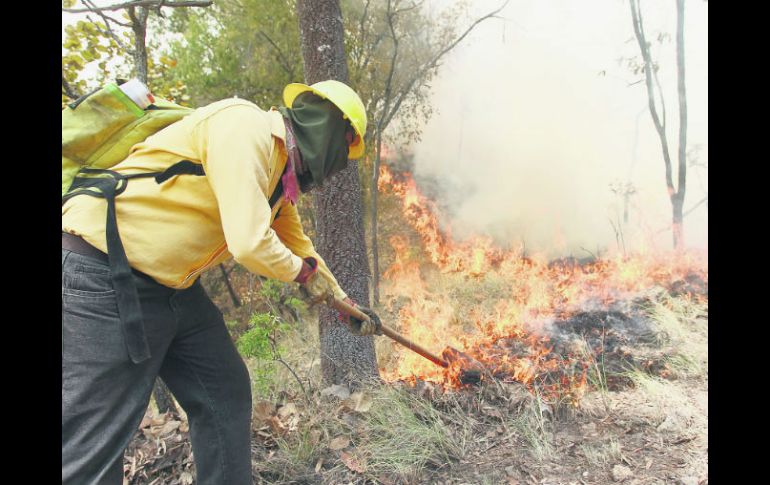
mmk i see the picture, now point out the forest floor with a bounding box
[124,271,708,485]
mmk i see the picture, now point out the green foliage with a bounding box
[161,0,301,108]
[236,311,291,396]
[259,278,308,317]
[61,18,131,105]
[236,311,288,359]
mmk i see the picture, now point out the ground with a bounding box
[124,278,707,485]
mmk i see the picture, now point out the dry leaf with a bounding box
[179,421,189,433]
[329,436,350,450]
[253,400,275,422]
[180,472,193,485]
[150,414,167,427]
[340,451,366,473]
[138,413,153,430]
[277,403,298,419]
[159,420,181,436]
[268,416,286,435]
[315,458,324,473]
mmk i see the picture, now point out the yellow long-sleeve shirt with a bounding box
[62,98,346,299]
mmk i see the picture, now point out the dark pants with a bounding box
[62,249,253,485]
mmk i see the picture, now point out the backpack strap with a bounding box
[62,161,206,364]
[269,178,284,220]
[63,169,151,363]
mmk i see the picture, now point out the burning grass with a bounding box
[377,165,707,404]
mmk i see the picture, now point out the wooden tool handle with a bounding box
[330,298,449,369]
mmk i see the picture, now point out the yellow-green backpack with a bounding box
[62,81,203,364]
[62,81,195,197]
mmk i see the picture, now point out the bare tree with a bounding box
[628,0,688,250]
[367,0,508,302]
[295,0,380,387]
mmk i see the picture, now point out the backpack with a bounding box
[62,81,196,197]
[62,81,204,365]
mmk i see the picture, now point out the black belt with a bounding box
[62,232,109,264]
[62,232,156,283]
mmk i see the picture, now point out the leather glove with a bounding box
[294,257,335,305]
[340,297,383,336]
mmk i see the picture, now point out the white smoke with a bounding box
[401,0,708,256]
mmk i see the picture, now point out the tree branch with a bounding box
[83,0,132,27]
[85,13,132,53]
[62,72,81,100]
[258,30,295,78]
[382,0,509,129]
[683,195,706,217]
[63,0,212,13]
[629,0,674,197]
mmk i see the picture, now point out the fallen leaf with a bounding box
[315,458,324,473]
[329,436,350,450]
[180,471,193,485]
[138,413,153,429]
[253,400,275,422]
[268,416,287,435]
[159,420,181,436]
[277,403,298,419]
[340,451,366,473]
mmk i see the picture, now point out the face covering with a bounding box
[278,91,351,192]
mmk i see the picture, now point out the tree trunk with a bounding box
[153,378,176,414]
[129,6,150,83]
[674,0,687,251]
[295,0,379,387]
[672,195,684,251]
[371,130,382,304]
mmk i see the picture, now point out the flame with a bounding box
[377,165,707,400]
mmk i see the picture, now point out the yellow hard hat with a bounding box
[283,80,367,160]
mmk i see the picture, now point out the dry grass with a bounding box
[580,438,622,467]
[356,385,464,479]
[506,389,555,461]
[646,294,708,379]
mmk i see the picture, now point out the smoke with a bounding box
[398,0,708,257]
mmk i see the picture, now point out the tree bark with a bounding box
[674,0,687,250]
[295,0,379,387]
[371,129,382,304]
[128,6,150,83]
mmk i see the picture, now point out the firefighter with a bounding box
[62,80,380,484]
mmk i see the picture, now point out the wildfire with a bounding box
[377,165,707,399]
